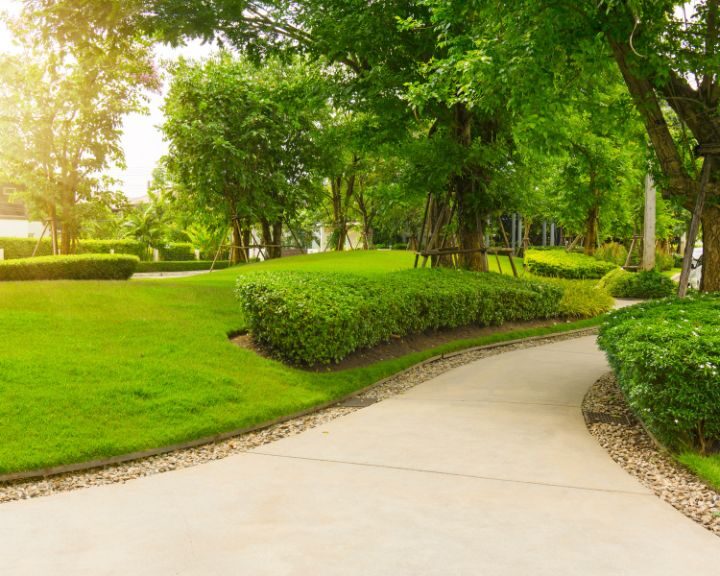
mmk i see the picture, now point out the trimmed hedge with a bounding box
[598,268,675,299]
[136,260,231,273]
[236,269,563,365]
[0,254,138,281]
[158,242,196,261]
[525,248,618,279]
[0,237,146,259]
[598,295,720,452]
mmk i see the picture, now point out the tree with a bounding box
[419,0,720,288]
[0,6,158,253]
[162,53,325,262]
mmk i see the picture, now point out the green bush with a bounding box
[598,295,720,452]
[525,248,618,279]
[158,242,195,261]
[0,254,138,281]
[598,268,675,299]
[555,281,614,318]
[655,251,674,272]
[594,242,628,266]
[237,269,563,365]
[136,260,231,273]
[0,237,145,259]
[392,243,408,250]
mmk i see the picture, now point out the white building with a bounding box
[0,186,45,238]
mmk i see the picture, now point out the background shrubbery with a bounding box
[525,248,617,279]
[594,242,628,266]
[598,268,675,299]
[237,269,563,365]
[0,254,138,281]
[598,295,720,453]
[0,237,146,259]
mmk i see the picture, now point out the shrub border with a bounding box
[0,322,600,484]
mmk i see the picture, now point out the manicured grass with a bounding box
[678,453,720,492]
[0,250,594,474]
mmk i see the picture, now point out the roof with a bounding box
[0,185,26,219]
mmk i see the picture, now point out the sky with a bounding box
[0,2,214,199]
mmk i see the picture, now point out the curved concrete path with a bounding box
[2,336,719,575]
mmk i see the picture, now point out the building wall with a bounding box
[0,218,46,239]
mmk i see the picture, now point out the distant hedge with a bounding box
[237,269,563,365]
[0,237,146,260]
[158,242,196,261]
[525,248,617,279]
[0,254,138,281]
[598,295,720,452]
[136,260,231,273]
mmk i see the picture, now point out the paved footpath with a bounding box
[2,336,720,575]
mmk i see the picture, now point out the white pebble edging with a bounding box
[0,328,596,505]
[584,373,720,536]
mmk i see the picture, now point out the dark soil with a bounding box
[231,319,568,372]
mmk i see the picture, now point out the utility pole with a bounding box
[642,174,656,271]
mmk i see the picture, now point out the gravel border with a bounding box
[0,327,596,505]
[583,373,720,536]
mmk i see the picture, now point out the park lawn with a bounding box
[0,250,589,474]
[678,453,720,492]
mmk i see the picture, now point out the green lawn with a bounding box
[678,453,720,492]
[0,250,593,474]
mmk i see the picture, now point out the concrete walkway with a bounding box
[2,336,719,575]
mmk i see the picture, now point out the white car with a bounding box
[688,249,703,290]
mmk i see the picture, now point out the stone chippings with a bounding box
[584,373,720,536]
[0,328,595,505]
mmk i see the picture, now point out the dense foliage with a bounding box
[0,254,138,281]
[598,296,720,453]
[525,249,617,279]
[598,269,676,299]
[594,242,628,266]
[237,269,563,365]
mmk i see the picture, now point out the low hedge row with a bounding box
[598,295,720,453]
[525,248,618,279]
[0,254,138,281]
[136,260,231,273]
[236,269,563,365]
[598,268,676,299]
[0,237,146,259]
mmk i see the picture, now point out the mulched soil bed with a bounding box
[0,327,595,505]
[233,318,565,371]
[583,373,720,536]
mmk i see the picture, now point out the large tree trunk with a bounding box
[260,218,283,259]
[453,103,488,271]
[701,204,720,291]
[271,220,282,258]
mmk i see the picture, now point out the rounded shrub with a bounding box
[0,254,139,281]
[525,248,617,279]
[598,268,675,299]
[598,295,720,452]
